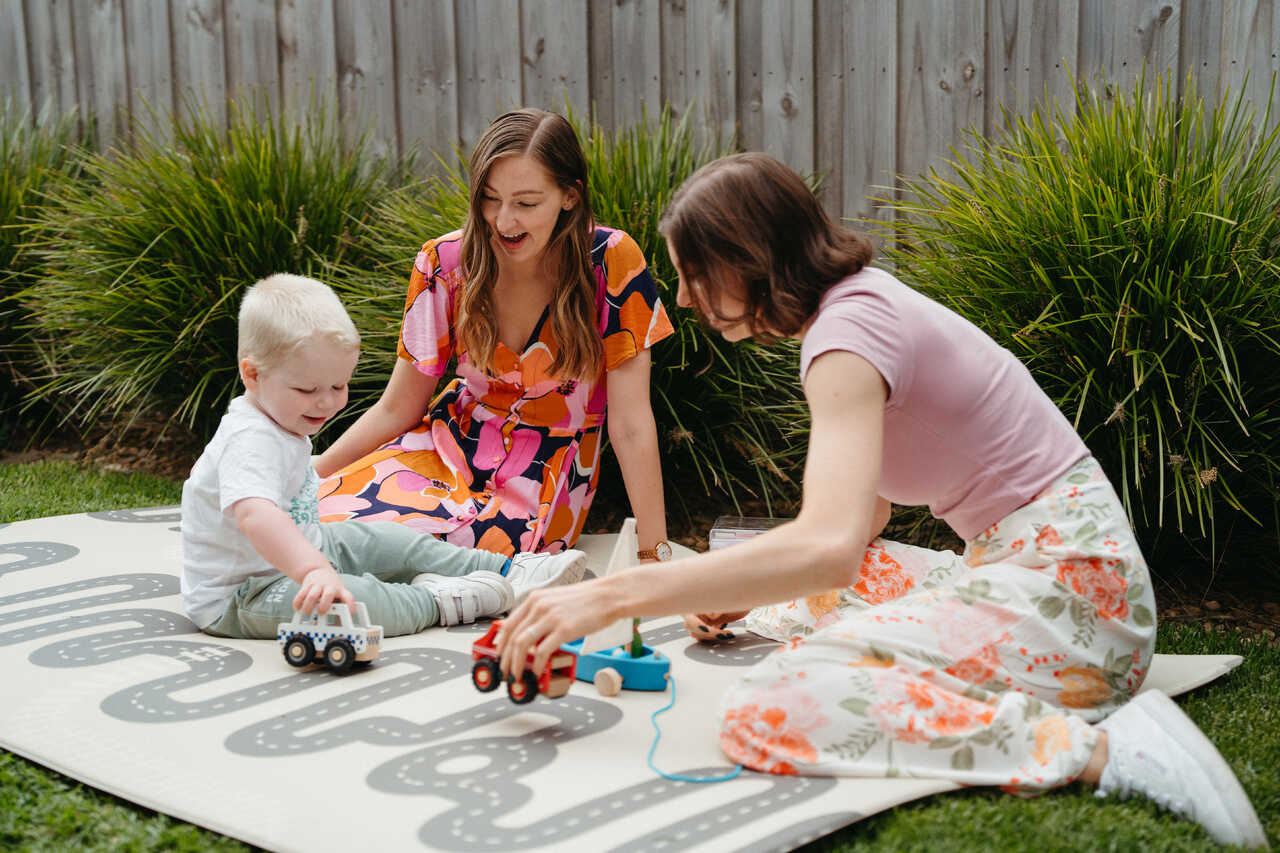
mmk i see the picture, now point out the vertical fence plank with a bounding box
[587,0,615,129]
[456,0,521,149]
[1217,0,1280,134]
[897,0,983,187]
[662,0,736,146]
[172,0,227,127]
[696,0,737,144]
[761,0,814,174]
[334,0,397,160]
[1079,0,1181,98]
[23,0,79,118]
[842,0,896,225]
[986,0,1080,133]
[814,0,844,218]
[225,0,279,104]
[123,0,174,144]
[520,0,589,117]
[737,0,764,152]
[72,0,129,148]
[394,0,457,168]
[278,0,337,125]
[660,0,689,111]
[1,0,32,114]
[609,0,661,128]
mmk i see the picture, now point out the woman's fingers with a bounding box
[495,583,614,680]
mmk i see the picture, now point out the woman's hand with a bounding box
[682,611,750,642]
[494,579,618,681]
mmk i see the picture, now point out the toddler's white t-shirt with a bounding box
[180,395,323,628]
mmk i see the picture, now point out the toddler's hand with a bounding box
[293,564,355,615]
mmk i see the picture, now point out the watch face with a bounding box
[655,541,673,561]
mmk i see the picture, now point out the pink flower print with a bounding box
[399,427,436,452]
[493,428,541,488]
[430,420,470,476]
[930,598,1020,659]
[473,418,508,473]
[414,248,432,276]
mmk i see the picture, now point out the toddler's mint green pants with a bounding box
[203,521,507,639]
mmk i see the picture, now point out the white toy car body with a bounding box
[276,602,382,673]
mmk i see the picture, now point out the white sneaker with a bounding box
[412,570,514,626]
[1096,689,1268,848]
[506,549,587,605]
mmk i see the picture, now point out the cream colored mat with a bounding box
[0,510,1241,853]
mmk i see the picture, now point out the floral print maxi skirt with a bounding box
[723,456,1156,793]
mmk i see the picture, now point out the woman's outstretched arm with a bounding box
[314,358,438,478]
[496,349,887,678]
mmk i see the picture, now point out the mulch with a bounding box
[5,420,1278,648]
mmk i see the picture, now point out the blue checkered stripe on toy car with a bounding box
[277,629,369,654]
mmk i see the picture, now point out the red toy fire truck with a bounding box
[471,620,577,704]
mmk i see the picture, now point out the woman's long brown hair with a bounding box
[457,109,601,379]
[658,152,874,342]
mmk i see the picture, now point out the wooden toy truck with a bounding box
[277,602,382,674]
[471,620,576,704]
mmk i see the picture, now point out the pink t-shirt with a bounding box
[800,266,1089,540]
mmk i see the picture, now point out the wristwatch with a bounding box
[637,540,673,561]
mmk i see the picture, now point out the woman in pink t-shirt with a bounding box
[493,154,1264,847]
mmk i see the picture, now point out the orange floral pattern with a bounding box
[722,457,1154,794]
[1056,665,1114,709]
[1056,558,1129,620]
[854,546,916,603]
[1031,717,1073,766]
[318,227,673,555]
[719,687,829,775]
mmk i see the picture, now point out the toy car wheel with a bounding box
[472,659,500,692]
[507,670,539,704]
[594,666,623,697]
[325,638,355,674]
[284,635,315,667]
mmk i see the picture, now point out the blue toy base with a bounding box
[564,639,670,691]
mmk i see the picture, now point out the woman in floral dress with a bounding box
[491,153,1265,848]
[316,109,674,561]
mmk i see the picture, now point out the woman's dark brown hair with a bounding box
[658,152,874,341]
[458,108,600,379]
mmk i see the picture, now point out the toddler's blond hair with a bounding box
[238,274,360,368]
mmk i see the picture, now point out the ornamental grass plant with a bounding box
[0,100,85,448]
[875,72,1280,577]
[326,107,807,517]
[19,98,392,439]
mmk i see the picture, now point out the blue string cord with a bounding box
[647,673,743,783]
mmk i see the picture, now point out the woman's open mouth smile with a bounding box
[498,231,529,250]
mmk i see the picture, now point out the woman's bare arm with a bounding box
[605,349,669,557]
[497,349,888,677]
[315,358,438,478]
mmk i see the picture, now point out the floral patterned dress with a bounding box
[724,455,1157,793]
[318,227,674,555]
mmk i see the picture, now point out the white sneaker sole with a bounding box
[1132,690,1268,848]
[512,551,587,605]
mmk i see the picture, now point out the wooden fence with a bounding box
[3,0,1279,221]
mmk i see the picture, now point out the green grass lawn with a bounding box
[1,459,1275,852]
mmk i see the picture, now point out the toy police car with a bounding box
[277,602,382,674]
